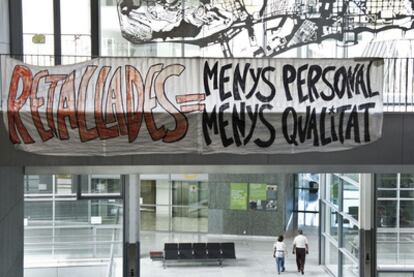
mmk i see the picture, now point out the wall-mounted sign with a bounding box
[230,183,248,210]
[249,183,267,201]
[249,183,278,211]
[1,57,383,156]
[31,34,46,44]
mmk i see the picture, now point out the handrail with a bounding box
[106,207,122,277]
[378,264,414,271]
[25,240,123,246]
[25,224,121,230]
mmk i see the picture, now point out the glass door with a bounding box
[172,181,208,233]
[295,173,321,227]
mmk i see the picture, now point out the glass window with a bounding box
[60,0,91,62]
[22,0,54,58]
[400,190,414,198]
[140,176,170,232]
[377,200,397,228]
[325,240,339,276]
[24,200,53,226]
[296,174,320,226]
[24,175,53,195]
[343,181,359,220]
[81,175,122,198]
[343,223,359,259]
[377,174,398,198]
[24,174,123,276]
[141,180,156,208]
[326,207,339,240]
[342,254,359,277]
[377,232,398,265]
[377,173,414,269]
[55,174,76,195]
[399,201,414,227]
[54,199,88,225]
[377,174,398,189]
[100,1,158,57]
[399,232,414,265]
[377,189,398,198]
[400,174,414,189]
[172,181,208,232]
[329,175,340,207]
[140,175,208,233]
[342,174,359,183]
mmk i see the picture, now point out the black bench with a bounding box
[163,242,236,267]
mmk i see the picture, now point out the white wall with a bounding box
[0,0,9,53]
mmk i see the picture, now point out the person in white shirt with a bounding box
[273,235,287,274]
[292,229,309,275]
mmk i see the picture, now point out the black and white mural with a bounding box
[117,0,414,57]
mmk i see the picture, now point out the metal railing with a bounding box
[24,224,123,257]
[383,58,414,112]
[378,269,414,276]
[106,207,122,277]
[22,33,92,65]
[1,54,414,112]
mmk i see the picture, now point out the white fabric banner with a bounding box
[1,57,383,156]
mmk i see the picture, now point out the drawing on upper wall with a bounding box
[117,0,414,57]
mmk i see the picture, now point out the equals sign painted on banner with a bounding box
[176,93,206,113]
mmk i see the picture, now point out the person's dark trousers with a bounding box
[296,248,306,272]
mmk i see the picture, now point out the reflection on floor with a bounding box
[141,228,330,277]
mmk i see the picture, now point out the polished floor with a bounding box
[140,229,331,277]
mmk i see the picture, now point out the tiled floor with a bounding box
[140,229,331,277]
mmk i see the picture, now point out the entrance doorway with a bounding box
[295,173,321,228]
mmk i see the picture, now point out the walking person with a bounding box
[273,235,287,274]
[292,229,309,275]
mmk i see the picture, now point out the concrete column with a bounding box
[0,167,24,277]
[8,0,23,58]
[90,0,100,57]
[319,174,326,265]
[338,175,344,277]
[124,174,140,277]
[359,174,376,277]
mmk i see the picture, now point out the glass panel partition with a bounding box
[24,174,123,277]
[140,175,209,233]
[321,173,361,277]
[343,254,359,277]
[377,173,414,268]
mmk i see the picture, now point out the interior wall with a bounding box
[0,166,24,277]
[0,0,9,53]
[208,174,292,237]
